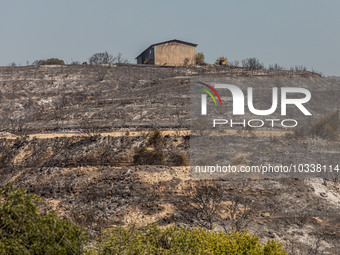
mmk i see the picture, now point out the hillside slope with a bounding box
[0,64,339,254]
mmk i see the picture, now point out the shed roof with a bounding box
[135,39,198,59]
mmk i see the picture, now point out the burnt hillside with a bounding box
[0,64,322,134]
[0,64,339,254]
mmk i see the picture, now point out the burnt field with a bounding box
[0,64,339,254]
[0,64,324,134]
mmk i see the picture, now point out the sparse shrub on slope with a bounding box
[133,147,165,165]
[290,111,339,140]
[311,111,339,139]
[0,184,86,255]
[291,124,309,139]
[169,152,189,166]
[148,129,164,148]
[89,223,287,255]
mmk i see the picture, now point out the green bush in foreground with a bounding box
[89,224,286,255]
[0,184,86,255]
[0,187,287,255]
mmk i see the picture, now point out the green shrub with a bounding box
[91,224,287,255]
[195,52,206,66]
[133,147,165,165]
[45,58,65,65]
[33,58,65,65]
[0,184,86,255]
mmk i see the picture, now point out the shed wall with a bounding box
[154,43,195,66]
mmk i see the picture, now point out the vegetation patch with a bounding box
[290,111,339,140]
[133,147,165,165]
[169,152,189,166]
[0,184,86,255]
[89,223,286,255]
[148,129,164,148]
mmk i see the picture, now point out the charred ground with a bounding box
[0,64,339,254]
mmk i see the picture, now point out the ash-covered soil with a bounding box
[0,64,324,134]
[0,65,339,254]
[0,132,339,254]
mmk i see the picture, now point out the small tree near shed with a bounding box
[195,52,206,65]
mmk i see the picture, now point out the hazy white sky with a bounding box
[1,0,339,76]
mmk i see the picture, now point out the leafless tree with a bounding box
[291,65,307,71]
[89,52,128,65]
[287,237,323,255]
[290,209,312,229]
[268,63,284,70]
[220,194,254,232]
[89,51,115,65]
[114,52,128,64]
[241,58,264,70]
[177,181,255,231]
[230,60,240,67]
[177,181,223,229]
